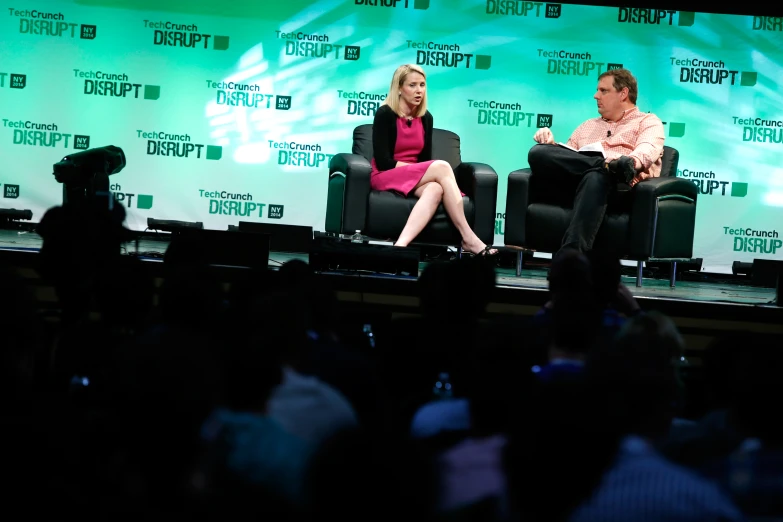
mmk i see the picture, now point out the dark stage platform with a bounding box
[1,227,781,358]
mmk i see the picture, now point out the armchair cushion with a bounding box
[431,129,462,171]
[328,124,497,245]
[525,204,631,255]
[365,191,474,245]
[660,146,680,179]
[504,146,695,260]
[352,124,373,161]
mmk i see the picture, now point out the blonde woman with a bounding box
[371,64,496,256]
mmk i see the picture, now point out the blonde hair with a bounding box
[383,64,428,118]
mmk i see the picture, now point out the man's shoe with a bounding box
[606,156,636,184]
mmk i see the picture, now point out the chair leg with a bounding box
[516,251,523,277]
[670,261,677,288]
[636,261,643,288]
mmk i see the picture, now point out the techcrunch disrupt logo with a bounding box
[409,40,491,69]
[733,116,783,144]
[2,184,20,199]
[200,189,284,219]
[276,31,360,60]
[0,73,25,88]
[270,140,334,168]
[354,0,430,9]
[109,183,153,210]
[495,212,505,235]
[207,80,291,110]
[74,69,160,100]
[617,8,694,26]
[662,121,686,138]
[676,168,748,197]
[538,49,621,78]
[467,99,552,128]
[8,7,96,39]
[3,119,89,149]
[724,227,782,255]
[753,16,782,31]
[137,130,222,160]
[486,2,562,17]
[143,20,229,50]
[338,90,385,116]
[671,57,756,86]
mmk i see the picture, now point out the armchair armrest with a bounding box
[330,153,372,180]
[455,162,498,245]
[504,168,532,247]
[629,176,698,259]
[632,176,698,200]
[326,153,372,235]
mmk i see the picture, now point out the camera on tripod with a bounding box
[52,145,126,206]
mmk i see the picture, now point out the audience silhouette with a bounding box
[1,199,776,521]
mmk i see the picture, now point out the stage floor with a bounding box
[0,228,776,308]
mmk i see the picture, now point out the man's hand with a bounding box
[533,127,555,144]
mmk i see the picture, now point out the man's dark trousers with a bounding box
[528,144,613,252]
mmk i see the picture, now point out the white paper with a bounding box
[557,141,605,157]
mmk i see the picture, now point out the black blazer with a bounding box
[372,104,433,171]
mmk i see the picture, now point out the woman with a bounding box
[371,64,497,256]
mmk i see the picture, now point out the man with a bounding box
[566,313,742,522]
[532,249,600,383]
[529,68,665,252]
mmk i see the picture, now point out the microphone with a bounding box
[607,130,611,137]
[406,119,412,127]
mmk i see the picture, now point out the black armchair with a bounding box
[326,124,498,248]
[504,146,697,286]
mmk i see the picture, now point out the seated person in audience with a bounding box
[701,335,783,518]
[432,341,532,517]
[660,332,746,468]
[529,68,664,253]
[505,372,621,522]
[246,291,359,446]
[592,312,687,441]
[276,260,380,431]
[564,313,743,522]
[533,249,604,382]
[401,256,497,438]
[199,296,316,504]
[584,249,642,323]
[372,63,496,255]
[533,249,641,355]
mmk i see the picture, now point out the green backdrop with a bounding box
[2,0,781,272]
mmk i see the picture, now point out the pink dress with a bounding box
[370,117,435,196]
